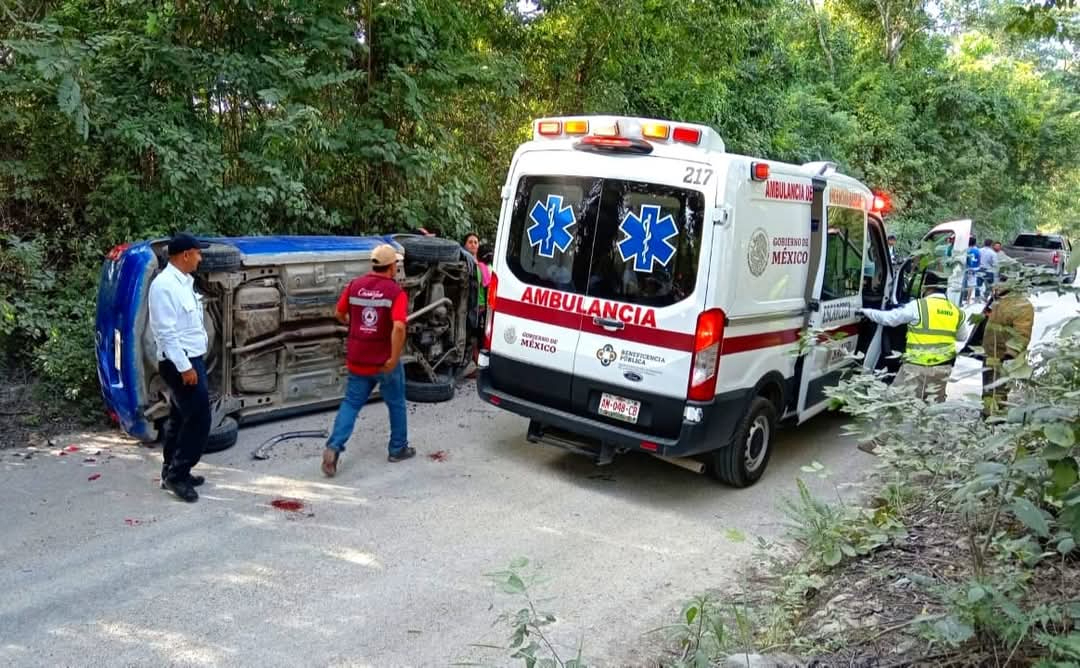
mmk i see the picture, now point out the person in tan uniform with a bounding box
[982,287,1034,402]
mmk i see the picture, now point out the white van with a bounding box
[476,116,895,486]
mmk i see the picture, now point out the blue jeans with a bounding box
[326,364,408,455]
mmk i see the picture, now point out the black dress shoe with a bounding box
[163,478,199,502]
[160,474,205,489]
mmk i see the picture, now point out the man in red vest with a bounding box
[322,244,413,477]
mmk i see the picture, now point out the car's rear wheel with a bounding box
[203,416,239,454]
[196,244,242,273]
[399,236,461,264]
[405,374,456,403]
[709,397,777,488]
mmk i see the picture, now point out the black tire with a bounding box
[405,374,456,403]
[399,235,461,264]
[709,397,777,488]
[203,416,239,454]
[196,243,242,273]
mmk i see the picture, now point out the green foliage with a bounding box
[480,558,587,668]
[1,0,1077,414]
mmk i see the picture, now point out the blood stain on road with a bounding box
[428,450,448,462]
[271,499,305,512]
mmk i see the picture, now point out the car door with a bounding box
[568,174,709,439]
[485,175,602,410]
[796,187,871,421]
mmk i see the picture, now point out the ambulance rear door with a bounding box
[485,168,602,411]
[567,156,715,441]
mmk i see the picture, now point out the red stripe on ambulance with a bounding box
[500,288,861,355]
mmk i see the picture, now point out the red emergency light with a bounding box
[672,126,701,145]
[871,193,892,214]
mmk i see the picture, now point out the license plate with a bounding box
[598,392,640,424]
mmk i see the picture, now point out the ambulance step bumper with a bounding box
[477,370,748,459]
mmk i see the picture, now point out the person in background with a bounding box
[978,238,998,300]
[992,240,1005,257]
[963,236,981,305]
[887,234,898,265]
[463,232,491,376]
[149,233,212,503]
[982,283,1034,405]
[321,244,414,477]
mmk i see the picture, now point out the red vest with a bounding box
[345,273,403,369]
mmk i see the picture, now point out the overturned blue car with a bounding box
[96,234,475,451]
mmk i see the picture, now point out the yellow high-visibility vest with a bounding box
[906,295,963,366]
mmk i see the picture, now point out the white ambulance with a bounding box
[476,116,895,486]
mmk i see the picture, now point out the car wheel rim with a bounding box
[744,415,770,472]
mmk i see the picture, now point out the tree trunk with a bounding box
[807,0,835,78]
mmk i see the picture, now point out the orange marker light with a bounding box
[641,122,670,140]
[563,119,589,135]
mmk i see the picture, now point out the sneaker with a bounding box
[387,447,416,463]
[163,478,199,502]
[322,449,340,477]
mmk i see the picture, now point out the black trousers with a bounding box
[158,356,210,482]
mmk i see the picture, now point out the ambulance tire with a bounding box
[406,375,456,403]
[399,236,461,264]
[710,397,777,488]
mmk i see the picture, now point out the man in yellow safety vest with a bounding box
[861,272,970,402]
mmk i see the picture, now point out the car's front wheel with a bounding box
[405,374,456,403]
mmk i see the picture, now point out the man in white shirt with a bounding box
[149,233,211,502]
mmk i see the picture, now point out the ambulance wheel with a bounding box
[399,235,461,264]
[709,397,776,488]
[406,374,456,403]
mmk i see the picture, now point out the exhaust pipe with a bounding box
[650,454,706,474]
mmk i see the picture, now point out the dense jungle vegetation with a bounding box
[0,0,1076,411]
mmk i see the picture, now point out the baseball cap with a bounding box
[167,233,210,256]
[371,244,404,267]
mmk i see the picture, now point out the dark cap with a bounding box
[167,233,210,256]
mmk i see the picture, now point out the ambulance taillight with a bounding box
[687,309,725,402]
[482,273,498,352]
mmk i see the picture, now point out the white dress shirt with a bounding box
[149,263,208,373]
[861,295,970,341]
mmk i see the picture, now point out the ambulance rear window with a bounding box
[505,175,703,307]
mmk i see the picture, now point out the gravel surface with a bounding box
[0,382,870,667]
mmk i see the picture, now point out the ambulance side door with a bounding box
[796,190,867,421]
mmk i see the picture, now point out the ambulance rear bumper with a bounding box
[477,370,749,458]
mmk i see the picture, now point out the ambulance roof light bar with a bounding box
[532,116,724,152]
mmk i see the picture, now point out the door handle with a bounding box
[593,317,624,331]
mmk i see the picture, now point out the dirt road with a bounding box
[0,387,868,667]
